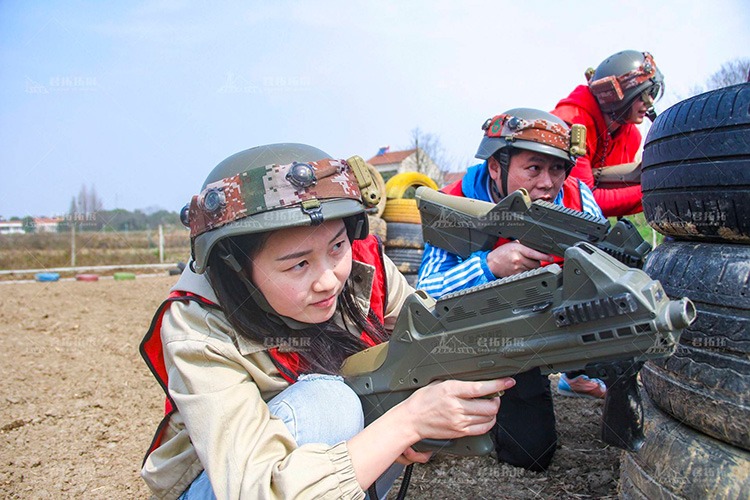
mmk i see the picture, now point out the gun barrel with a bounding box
[668,298,697,330]
[415,185,497,217]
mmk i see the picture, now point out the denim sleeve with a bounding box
[417,243,495,299]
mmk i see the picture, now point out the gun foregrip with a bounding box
[412,433,495,456]
[591,360,646,452]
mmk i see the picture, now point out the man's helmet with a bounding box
[475,108,586,196]
[586,50,664,120]
[181,143,380,273]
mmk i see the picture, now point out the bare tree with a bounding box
[410,127,456,176]
[74,184,103,216]
[67,184,103,230]
[690,58,750,95]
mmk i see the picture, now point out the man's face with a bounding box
[489,149,567,202]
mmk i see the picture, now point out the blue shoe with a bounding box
[557,374,606,399]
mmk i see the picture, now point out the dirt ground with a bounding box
[0,276,620,499]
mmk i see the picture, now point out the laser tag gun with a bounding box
[415,186,651,268]
[341,242,695,455]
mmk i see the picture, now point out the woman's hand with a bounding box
[399,378,516,443]
[347,377,515,490]
[395,447,433,466]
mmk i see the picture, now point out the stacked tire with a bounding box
[619,83,750,499]
[381,172,439,288]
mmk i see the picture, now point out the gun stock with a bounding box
[416,186,651,268]
[341,243,695,455]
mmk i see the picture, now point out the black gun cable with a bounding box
[367,463,413,500]
[395,464,413,500]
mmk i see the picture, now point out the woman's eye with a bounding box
[289,260,307,271]
[332,240,345,251]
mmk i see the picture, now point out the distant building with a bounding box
[34,217,63,233]
[367,148,443,184]
[0,220,24,235]
[0,217,62,235]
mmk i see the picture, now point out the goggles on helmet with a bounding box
[482,113,587,160]
[182,156,378,239]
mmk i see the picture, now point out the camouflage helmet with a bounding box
[475,109,586,197]
[476,107,585,168]
[182,143,380,273]
[586,50,664,117]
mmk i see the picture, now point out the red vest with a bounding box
[441,176,585,266]
[139,235,388,462]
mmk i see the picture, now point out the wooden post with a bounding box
[71,224,76,267]
[159,224,164,263]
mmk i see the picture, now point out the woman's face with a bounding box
[623,92,654,124]
[250,219,352,324]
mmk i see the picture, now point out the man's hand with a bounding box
[486,241,554,278]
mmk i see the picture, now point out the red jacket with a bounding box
[552,85,643,217]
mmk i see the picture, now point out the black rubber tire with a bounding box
[618,391,750,499]
[401,273,418,288]
[384,247,423,274]
[385,222,424,249]
[642,352,750,451]
[168,268,183,276]
[642,241,750,450]
[641,82,750,242]
[643,241,750,356]
[368,215,388,241]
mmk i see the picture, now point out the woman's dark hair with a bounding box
[206,223,387,376]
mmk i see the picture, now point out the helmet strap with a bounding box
[217,242,314,331]
[497,147,512,198]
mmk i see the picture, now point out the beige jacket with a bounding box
[141,255,413,500]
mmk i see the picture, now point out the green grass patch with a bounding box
[609,213,664,248]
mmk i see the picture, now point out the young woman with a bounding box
[139,143,515,499]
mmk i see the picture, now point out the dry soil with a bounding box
[0,276,620,499]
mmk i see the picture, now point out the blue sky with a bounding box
[1,0,748,218]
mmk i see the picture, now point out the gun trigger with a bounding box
[398,331,413,343]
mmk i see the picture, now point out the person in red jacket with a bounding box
[552,50,664,217]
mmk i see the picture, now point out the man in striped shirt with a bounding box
[417,108,606,471]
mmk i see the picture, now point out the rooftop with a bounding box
[367,149,416,166]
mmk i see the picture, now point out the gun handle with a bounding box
[600,371,645,452]
[411,433,495,456]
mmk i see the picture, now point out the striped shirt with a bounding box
[417,172,604,299]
